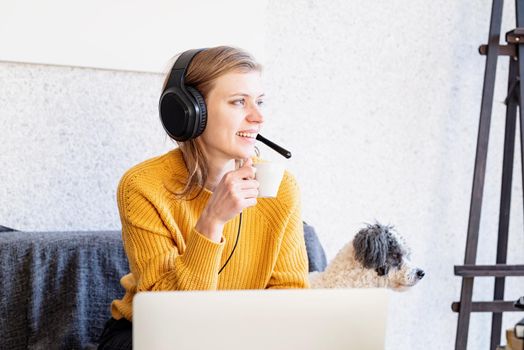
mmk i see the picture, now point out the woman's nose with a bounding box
[247,104,264,124]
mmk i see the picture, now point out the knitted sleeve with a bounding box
[117,172,225,291]
[266,172,310,289]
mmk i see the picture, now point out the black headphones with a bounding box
[159,48,208,142]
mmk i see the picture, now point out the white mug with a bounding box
[254,162,285,198]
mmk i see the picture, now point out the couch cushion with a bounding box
[0,222,326,349]
[0,230,128,350]
[303,221,327,273]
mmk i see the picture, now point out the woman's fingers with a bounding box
[238,158,256,180]
[206,159,260,222]
[245,197,258,207]
[223,161,256,183]
[238,179,259,190]
[241,188,259,199]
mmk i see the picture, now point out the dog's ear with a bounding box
[353,224,388,269]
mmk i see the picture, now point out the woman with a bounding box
[98,46,309,349]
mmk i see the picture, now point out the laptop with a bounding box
[133,288,389,350]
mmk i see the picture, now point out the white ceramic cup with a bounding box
[254,162,285,198]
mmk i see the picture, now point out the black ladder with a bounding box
[453,1,524,349]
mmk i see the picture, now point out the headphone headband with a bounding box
[164,48,205,93]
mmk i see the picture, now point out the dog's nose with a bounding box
[416,269,425,279]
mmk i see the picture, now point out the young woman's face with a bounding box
[199,70,265,162]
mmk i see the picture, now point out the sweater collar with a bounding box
[162,148,212,199]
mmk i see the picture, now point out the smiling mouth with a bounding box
[236,132,257,139]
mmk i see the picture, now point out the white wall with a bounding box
[0,0,266,72]
[1,0,523,349]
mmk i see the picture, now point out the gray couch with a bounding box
[0,222,326,350]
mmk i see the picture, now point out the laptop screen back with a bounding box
[133,288,389,350]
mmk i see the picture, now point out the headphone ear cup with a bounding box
[159,89,191,141]
[186,86,207,138]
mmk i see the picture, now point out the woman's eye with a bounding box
[232,99,245,106]
[256,100,265,107]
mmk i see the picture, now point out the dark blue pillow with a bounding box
[303,221,327,272]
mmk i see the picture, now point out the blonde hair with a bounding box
[162,46,262,200]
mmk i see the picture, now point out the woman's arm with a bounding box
[118,175,225,292]
[266,173,310,289]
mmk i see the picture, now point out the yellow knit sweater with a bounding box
[111,148,310,321]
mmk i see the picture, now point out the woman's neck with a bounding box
[204,157,238,192]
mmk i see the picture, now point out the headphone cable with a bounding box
[218,211,242,275]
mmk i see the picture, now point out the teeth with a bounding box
[236,132,257,139]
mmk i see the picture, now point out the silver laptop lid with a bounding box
[133,288,389,350]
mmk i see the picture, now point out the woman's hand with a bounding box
[195,158,259,242]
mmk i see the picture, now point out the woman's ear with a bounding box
[353,224,388,269]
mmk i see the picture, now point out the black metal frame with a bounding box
[453,1,524,349]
